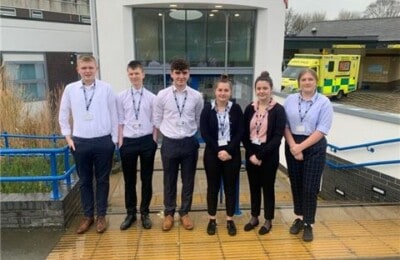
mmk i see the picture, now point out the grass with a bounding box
[0,156,73,193]
[0,64,68,193]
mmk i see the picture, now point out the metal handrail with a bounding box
[328,138,400,153]
[0,133,75,200]
[1,131,64,148]
[327,138,400,169]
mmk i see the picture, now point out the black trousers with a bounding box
[245,146,279,220]
[203,147,241,217]
[119,134,157,216]
[72,135,115,217]
[285,135,327,224]
[161,136,199,217]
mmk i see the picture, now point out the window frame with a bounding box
[5,61,48,102]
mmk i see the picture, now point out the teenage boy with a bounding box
[117,60,158,230]
[59,54,118,234]
[153,58,204,231]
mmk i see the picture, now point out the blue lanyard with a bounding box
[217,107,229,137]
[83,83,95,112]
[131,88,143,120]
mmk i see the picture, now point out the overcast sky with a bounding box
[289,0,377,19]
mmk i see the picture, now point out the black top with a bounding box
[200,102,244,156]
[242,102,286,160]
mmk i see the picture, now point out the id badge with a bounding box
[295,124,305,133]
[84,112,93,121]
[251,138,261,145]
[176,120,185,127]
[218,139,228,146]
[133,121,142,129]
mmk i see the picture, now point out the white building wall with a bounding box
[94,0,286,92]
[275,94,400,180]
[0,18,91,52]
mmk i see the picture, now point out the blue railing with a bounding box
[327,138,400,169]
[0,133,75,200]
[1,131,64,148]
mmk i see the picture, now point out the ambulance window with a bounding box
[328,61,334,72]
[339,61,350,72]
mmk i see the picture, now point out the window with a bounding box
[338,61,350,72]
[5,62,47,101]
[228,11,255,67]
[132,8,255,108]
[328,61,335,72]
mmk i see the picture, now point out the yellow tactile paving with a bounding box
[376,235,400,254]
[304,238,353,259]
[47,206,400,260]
[322,220,371,237]
[341,236,398,257]
[47,150,400,259]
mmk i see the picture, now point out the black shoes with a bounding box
[207,219,217,235]
[244,217,259,231]
[258,220,272,235]
[120,214,137,230]
[289,218,304,234]
[227,220,237,236]
[289,218,313,242]
[141,214,152,229]
[303,224,313,242]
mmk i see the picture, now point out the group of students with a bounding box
[59,55,333,243]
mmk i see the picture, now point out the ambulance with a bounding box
[281,54,361,99]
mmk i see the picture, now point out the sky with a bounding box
[288,0,377,20]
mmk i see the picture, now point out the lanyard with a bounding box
[131,88,143,120]
[173,90,188,118]
[217,105,230,137]
[255,103,267,136]
[298,95,313,123]
[83,84,95,112]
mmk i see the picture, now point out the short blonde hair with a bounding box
[77,54,97,65]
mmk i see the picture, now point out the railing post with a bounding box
[50,152,61,199]
[52,134,57,148]
[3,131,9,148]
[64,147,71,186]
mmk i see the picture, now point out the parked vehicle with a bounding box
[281,54,361,99]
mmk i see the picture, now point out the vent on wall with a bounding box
[80,15,91,24]
[0,6,17,16]
[30,10,44,19]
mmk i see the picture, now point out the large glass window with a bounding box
[228,10,255,67]
[206,10,226,67]
[133,8,255,108]
[6,62,47,101]
[134,9,163,66]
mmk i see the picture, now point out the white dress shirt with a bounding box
[58,79,118,143]
[153,85,204,139]
[117,86,155,138]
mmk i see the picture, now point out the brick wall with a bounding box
[319,154,400,202]
[1,176,81,229]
